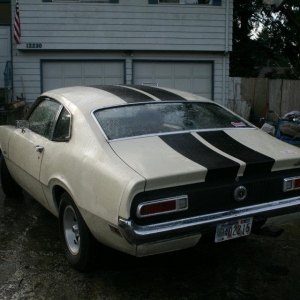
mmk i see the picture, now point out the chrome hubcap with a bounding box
[63,205,80,255]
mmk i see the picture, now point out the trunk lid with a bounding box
[110,129,300,191]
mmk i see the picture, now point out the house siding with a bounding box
[15,0,232,51]
[11,0,233,105]
[0,26,11,89]
[12,51,229,105]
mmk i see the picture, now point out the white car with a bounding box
[1,85,300,271]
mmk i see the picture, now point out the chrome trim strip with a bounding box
[51,105,72,142]
[118,196,300,245]
[91,111,110,141]
[283,177,300,192]
[136,195,188,218]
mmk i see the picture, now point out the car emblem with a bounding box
[234,186,247,202]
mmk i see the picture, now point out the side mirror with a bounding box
[16,120,29,131]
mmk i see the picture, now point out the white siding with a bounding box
[12,51,126,102]
[10,0,232,105]
[12,51,228,104]
[14,0,233,52]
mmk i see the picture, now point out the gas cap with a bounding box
[234,186,247,202]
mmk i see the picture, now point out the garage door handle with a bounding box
[35,145,44,153]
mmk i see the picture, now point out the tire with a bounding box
[59,192,95,271]
[0,155,22,197]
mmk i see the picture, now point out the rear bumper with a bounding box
[118,196,300,245]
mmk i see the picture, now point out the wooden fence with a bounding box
[227,77,300,123]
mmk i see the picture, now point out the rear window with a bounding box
[93,102,252,140]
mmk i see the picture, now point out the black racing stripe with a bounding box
[198,131,275,176]
[132,85,187,101]
[92,85,153,103]
[160,133,240,182]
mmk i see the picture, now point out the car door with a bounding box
[8,98,61,207]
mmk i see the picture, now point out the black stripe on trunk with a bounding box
[132,85,186,101]
[160,133,240,182]
[198,131,275,176]
[92,85,153,103]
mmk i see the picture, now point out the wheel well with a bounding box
[53,185,67,212]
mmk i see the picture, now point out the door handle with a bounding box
[35,145,44,153]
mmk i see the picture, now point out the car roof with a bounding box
[42,85,212,114]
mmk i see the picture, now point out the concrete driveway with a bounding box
[1,188,300,300]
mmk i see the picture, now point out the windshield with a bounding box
[94,102,252,140]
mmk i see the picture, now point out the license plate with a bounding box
[215,217,253,243]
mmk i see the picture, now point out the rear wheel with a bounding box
[59,192,95,271]
[0,155,22,197]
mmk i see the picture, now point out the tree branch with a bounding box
[280,5,300,31]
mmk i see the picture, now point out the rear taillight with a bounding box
[283,177,300,192]
[137,195,188,218]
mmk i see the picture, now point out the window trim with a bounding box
[26,96,72,142]
[52,107,73,142]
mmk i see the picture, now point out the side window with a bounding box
[0,2,10,24]
[28,99,61,139]
[53,108,71,141]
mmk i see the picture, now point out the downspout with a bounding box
[10,2,13,104]
[222,0,230,106]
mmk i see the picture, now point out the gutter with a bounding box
[222,0,230,106]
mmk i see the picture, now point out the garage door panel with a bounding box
[43,63,63,77]
[174,64,191,77]
[134,64,153,78]
[174,79,191,91]
[193,78,211,92]
[105,62,124,77]
[64,63,82,76]
[104,77,124,85]
[157,79,173,88]
[84,77,103,85]
[154,64,172,77]
[42,61,124,92]
[65,77,82,87]
[43,78,64,92]
[134,77,152,85]
[84,63,102,76]
[194,64,212,77]
[133,61,212,99]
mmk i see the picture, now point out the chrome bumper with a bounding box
[118,196,300,245]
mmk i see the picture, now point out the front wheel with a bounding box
[59,192,95,271]
[0,155,22,197]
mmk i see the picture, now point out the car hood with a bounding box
[109,129,300,191]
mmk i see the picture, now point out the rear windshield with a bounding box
[93,102,252,140]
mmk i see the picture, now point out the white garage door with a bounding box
[42,61,124,92]
[133,61,213,99]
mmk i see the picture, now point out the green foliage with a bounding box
[231,0,300,79]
